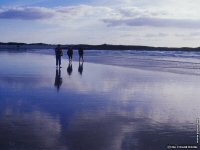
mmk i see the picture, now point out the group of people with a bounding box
[54,45,84,91]
[55,45,84,68]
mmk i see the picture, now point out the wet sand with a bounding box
[0,51,200,150]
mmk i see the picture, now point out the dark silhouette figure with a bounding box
[55,45,63,68]
[78,62,83,75]
[67,48,73,62]
[54,68,62,92]
[78,48,84,62]
[67,62,73,76]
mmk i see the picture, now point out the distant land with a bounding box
[1,42,200,51]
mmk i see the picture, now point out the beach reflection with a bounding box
[0,109,67,150]
[0,52,200,149]
[65,110,196,150]
[67,62,73,76]
[78,62,83,75]
[54,68,62,92]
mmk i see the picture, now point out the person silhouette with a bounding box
[54,68,62,92]
[67,47,73,62]
[78,61,83,75]
[55,45,63,68]
[78,48,84,62]
[67,62,73,76]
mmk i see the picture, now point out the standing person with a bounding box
[55,45,63,68]
[67,47,73,62]
[78,47,84,62]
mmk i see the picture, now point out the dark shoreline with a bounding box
[1,42,200,51]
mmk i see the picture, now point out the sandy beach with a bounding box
[0,50,200,150]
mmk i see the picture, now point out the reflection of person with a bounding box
[54,68,62,92]
[78,48,84,62]
[67,47,73,62]
[67,62,73,76]
[78,62,83,75]
[55,45,63,68]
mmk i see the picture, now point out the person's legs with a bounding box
[68,55,70,62]
[58,56,61,67]
[70,55,72,61]
[56,56,58,66]
[79,55,83,62]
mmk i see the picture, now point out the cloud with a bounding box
[118,7,167,18]
[145,33,168,38]
[0,5,113,21]
[1,5,200,29]
[0,7,55,20]
[175,32,200,38]
[103,17,200,28]
[189,32,200,37]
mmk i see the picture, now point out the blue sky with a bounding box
[0,0,200,47]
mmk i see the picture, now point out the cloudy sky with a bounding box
[0,0,200,47]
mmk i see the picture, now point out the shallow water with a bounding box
[0,51,200,150]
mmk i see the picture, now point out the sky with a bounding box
[0,0,200,47]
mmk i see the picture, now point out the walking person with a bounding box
[78,47,84,62]
[67,47,73,62]
[55,45,63,68]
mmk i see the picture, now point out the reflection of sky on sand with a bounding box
[0,52,200,149]
[65,109,196,150]
[63,64,200,124]
[0,109,67,150]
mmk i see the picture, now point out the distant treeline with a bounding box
[1,42,200,51]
